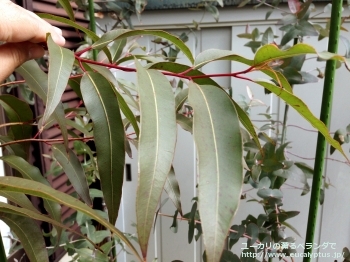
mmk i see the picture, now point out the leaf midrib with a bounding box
[197,85,220,261]
[142,70,160,237]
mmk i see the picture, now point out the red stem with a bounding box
[76,57,256,81]
[75,46,93,56]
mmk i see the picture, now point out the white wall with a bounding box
[96,4,350,261]
[0,149,11,255]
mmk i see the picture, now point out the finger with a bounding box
[0,42,45,82]
[0,0,65,46]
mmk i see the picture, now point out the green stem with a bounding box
[87,0,97,61]
[0,232,8,262]
[280,38,298,145]
[303,1,342,261]
[273,38,299,190]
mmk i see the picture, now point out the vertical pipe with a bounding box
[87,0,97,61]
[303,1,342,261]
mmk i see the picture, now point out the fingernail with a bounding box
[51,27,66,46]
[53,26,63,35]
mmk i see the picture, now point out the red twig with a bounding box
[75,46,93,56]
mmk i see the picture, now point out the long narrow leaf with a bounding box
[0,136,26,159]
[194,49,252,70]
[41,35,74,125]
[189,82,243,262]
[57,0,75,22]
[0,192,38,213]
[0,202,101,252]
[37,14,112,61]
[231,99,262,152]
[88,64,140,137]
[0,213,48,262]
[164,167,182,215]
[0,176,142,261]
[0,95,32,154]
[0,155,62,239]
[93,30,194,64]
[81,72,125,224]
[52,144,92,206]
[135,60,176,259]
[255,79,348,159]
[37,14,99,41]
[16,60,69,149]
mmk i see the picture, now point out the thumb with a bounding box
[0,42,44,82]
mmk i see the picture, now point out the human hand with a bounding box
[0,0,66,82]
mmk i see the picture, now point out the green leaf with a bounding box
[170,210,179,233]
[189,83,243,262]
[194,49,252,70]
[254,43,317,66]
[281,221,301,237]
[0,212,48,262]
[229,225,245,240]
[135,60,176,259]
[0,176,142,261]
[265,10,273,20]
[320,188,325,205]
[176,114,193,133]
[257,188,283,199]
[37,13,99,41]
[16,52,69,150]
[57,0,75,22]
[0,191,37,213]
[52,144,92,206]
[110,38,127,63]
[41,34,74,125]
[81,72,125,224]
[188,201,197,244]
[164,167,182,215]
[175,88,189,112]
[0,94,32,145]
[0,136,26,159]
[232,99,262,152]
[238,0,251,8]
[297,0,312,19]
[16,61,47,100]
[0,155,62,239]
[87,64,139,137]
[255,79,348,159]
[220,249,240,261]
[262,27,274,45]
[330,129,346,155]
[206,4,219,22]
[92,29,194,64]
[246,223,259,246]
[37,13,112,61]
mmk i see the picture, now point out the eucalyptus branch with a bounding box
[0,136,94,148]
[286,151,350,165]
[0,122,36,129]
[0,80,25,88]
[75,56,256,81]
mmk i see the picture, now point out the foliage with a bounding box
[0,1,349,262]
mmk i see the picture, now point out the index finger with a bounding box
[0,0,65,45]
